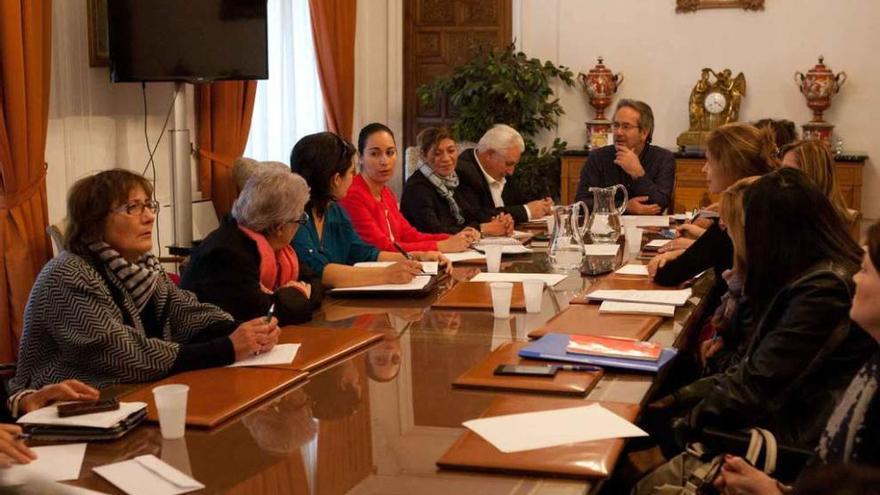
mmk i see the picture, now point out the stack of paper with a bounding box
[583,244,620,256]
[444,250,486,263]
[599,300,675,317]
[0,443,87,486]
[227,343,300,368]
[621,215,671,228]
[470,272,567,286]
[644,239,670,249]
[462,404,647,453]
[476,237,520,246]
[474,244,532,255]
[615,264,650,276]
[94,455,204,495]
[354,261,439,275]
[587,288,692,307]
[330,275,433,292]
[18,402,146,429]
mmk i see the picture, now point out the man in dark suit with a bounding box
[456,124,554,226]
[574,99,675,214]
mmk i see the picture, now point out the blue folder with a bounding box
[518,332,678,373]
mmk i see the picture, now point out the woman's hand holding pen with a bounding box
[0,424,36,468]
[382,261,422,284]
[229,316,280,360]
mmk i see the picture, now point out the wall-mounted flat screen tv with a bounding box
[108,0,268,82]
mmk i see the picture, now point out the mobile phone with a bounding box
[493,364,558,377]
[57,398,120,417]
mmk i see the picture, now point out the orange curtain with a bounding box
[308,0,356,139]
[196,81,257,217]
[0,0,53,362]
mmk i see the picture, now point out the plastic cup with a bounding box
[489,282,513,319]
[625,226,643,255]
[153,384,189,439]
[484,245,503,273]
[522,279,545,313]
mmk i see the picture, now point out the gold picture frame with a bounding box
[676,0,765,13]
[87,0,109,67]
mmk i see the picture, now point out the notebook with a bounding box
[519,333,677,373]
[566,335,662,361]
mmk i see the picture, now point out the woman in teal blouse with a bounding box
[290,132,446,288]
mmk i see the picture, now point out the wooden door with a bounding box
[403,0,512,148]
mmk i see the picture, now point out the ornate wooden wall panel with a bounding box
[403,0,512,147]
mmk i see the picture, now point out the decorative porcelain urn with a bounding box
[794,56,847,141]
[578,57,623,149]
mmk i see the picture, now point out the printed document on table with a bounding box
[463,404,647,453]
[615,264,650,276]
[330,275,433,292]
[0,443,87,486]
[474,244,532,255]
[444,251,486,263]
[599,301,675,317]
[644,239,670,248]
[228,343,300,368]
[354,261,438,275]
[588,288,692,306]
[93,455,204,495]
[583,244,620,256]
[476,237,520,246]
[622,215,670,228]
[471,273,567,286]
[18,402,146,429]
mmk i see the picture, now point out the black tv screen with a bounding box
[108,0,268,82]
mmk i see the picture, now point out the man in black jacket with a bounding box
[574,99,675,214]
[456,124,553,225]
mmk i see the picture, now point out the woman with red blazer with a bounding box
[339,123,479,253]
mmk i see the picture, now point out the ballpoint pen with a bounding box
[264,303,275,323]
[555,364,603,373]
[392,242,426,274]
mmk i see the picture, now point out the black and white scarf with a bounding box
[816,352,880,463]
[419,163,464,226]
[89,242,163,313]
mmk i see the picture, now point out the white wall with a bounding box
[513,0,880,220]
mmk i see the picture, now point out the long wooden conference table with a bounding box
[60,239,713,494]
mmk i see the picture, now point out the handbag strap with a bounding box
[755,427,778,474]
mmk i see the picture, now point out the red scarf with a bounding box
[238,226,300,291]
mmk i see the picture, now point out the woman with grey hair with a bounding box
[182,169,323,325]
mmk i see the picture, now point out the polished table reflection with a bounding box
[63,249,711,494]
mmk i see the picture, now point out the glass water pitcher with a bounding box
[587,185,628,244]
[548,201,589,271]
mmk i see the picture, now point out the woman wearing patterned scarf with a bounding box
[182,169,323,325]
[400,127,511,236]
[711,219,880,494]
[9,169,281,397]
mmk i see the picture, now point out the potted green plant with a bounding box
[418,43,575,199]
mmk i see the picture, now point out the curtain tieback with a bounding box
[197,148,237,168]
[0,166,47,211]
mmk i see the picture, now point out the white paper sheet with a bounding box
[669,212,694,222]
[599,300,675,317]
[473,244,532,255]
[588,288,692,306]
[615,264,650,276]
[354,261,438,275]
[0,443,87,486]
[330,275,433,292]
[476,236,521,246]
[644,239,670,248]
[463,404,647,453]
[93,455,204,495]
[227,343,300,368]
[583,244,620,256]
[18,402,146,429]
[470,273,567,286]
[444,250,486,263]
[621,215,671,228]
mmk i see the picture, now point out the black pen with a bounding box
[555,364,603,373]
[264,303,275,323]
[392,242,426,274]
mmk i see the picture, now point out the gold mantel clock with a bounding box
[677,68,746,148]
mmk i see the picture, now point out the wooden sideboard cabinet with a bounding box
[560,149,866,213]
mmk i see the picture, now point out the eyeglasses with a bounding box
[112,200,160,216]
[611,122,640,131]
[293,211,310,226]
